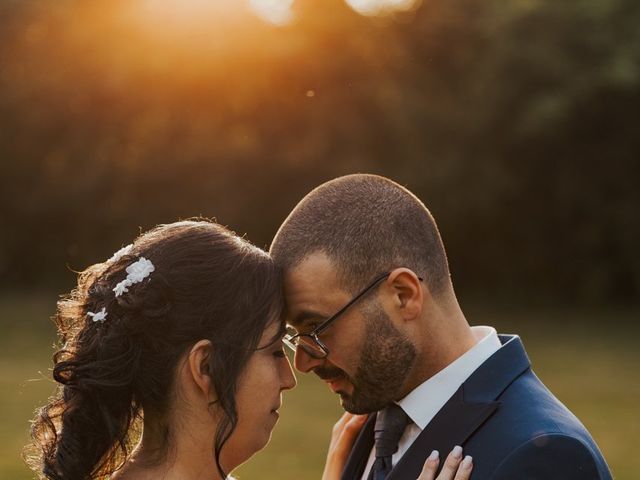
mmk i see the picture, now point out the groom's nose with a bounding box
[293,348,325,373]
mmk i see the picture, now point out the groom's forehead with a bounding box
[282,253,340,295]
[288,251,339,277]
[281,277,335,328]
[282,255,350,327]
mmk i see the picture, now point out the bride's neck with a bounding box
[115,456,225,480]
[114,444,227,480]
[114,419,228,480]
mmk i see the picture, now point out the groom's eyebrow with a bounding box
[290,310,328,328]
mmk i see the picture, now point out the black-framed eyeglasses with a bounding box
[283,271,422,359]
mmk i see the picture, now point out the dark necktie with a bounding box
[369,403,410,480]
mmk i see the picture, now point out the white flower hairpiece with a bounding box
[113,257,155,297]
[108,244,133,263]
[87,307,108,323]
[90,247,156,324]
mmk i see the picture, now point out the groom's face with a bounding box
[283,252,416,413]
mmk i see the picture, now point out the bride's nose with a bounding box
[280,355,297,390]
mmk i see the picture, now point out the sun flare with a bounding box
[249,0,295,25]
[345,0,421,15]
[137,0,294,27]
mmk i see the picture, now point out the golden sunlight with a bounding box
[345,0,420,16]
[136,0,294,27]
[249,0,295,25]
[139,0,238,20]
[133,0,248,34]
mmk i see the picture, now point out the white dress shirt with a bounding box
[360,326,502,479]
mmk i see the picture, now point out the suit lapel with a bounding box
[340,335,531,480]
[340,392,498,480]
[387,388,498,479]
[389,335,531,479]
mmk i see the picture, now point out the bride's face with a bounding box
[223,321,297,467]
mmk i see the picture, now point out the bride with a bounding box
[26,220,471,480]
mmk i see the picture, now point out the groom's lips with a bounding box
[314,367,349,393]
[327,378,342,392]
[315,367,345,381]
[324,376,347,393]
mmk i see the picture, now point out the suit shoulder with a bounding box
[490,433,612,480]
[496,369,589,434]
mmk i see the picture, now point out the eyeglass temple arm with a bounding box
[305,272,423,338]
[313,271,392,336]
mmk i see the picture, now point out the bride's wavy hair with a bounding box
[25,219,284,480]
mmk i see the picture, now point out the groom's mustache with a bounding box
[314,366,348,381]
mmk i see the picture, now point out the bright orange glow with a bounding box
[108,0,283,66]
[130,0,251,33]
[345,0,421,16]
[140,0,235,18]
[249,0,295,25]
[132,0,294,28]
[5,0,427,118]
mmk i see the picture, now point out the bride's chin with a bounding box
[247,427,275,457]
[221,429,274,472]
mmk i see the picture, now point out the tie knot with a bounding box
[373,404,409,458]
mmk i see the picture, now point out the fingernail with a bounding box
[452,445,463,459]
[461,455,473,470]
[428,450,439,462]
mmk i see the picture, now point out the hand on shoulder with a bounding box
[322,412,473,480]
[322,413,368,480]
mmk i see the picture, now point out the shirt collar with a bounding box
[397,326,502,430]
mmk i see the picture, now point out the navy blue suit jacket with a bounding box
[340,335,612,479]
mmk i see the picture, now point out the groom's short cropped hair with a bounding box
[270,174,451,296]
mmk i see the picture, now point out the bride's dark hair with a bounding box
[26,219,284,479]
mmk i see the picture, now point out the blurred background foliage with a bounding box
[1,0,639,478]
[1,0,638,304]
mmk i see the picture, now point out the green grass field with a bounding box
[2,293,638,479]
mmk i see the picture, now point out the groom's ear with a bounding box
[387,268,424,322]
[187,339,216,402]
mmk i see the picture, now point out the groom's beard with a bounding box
[314,306,416,414]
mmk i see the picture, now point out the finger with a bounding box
[436,446,464,480]
[323,414,368,480]
[453,456,473,480]
[330,413,353,444]
[344,414,367,432]
[334,414,367,449]
[417,450,440,480]
[332,412,354,433]
[329,414,366,456]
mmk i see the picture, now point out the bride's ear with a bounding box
[187,339,216,401]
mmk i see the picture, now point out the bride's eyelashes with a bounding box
[273,347,287,358]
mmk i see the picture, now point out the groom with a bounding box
[270,174,612,479]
